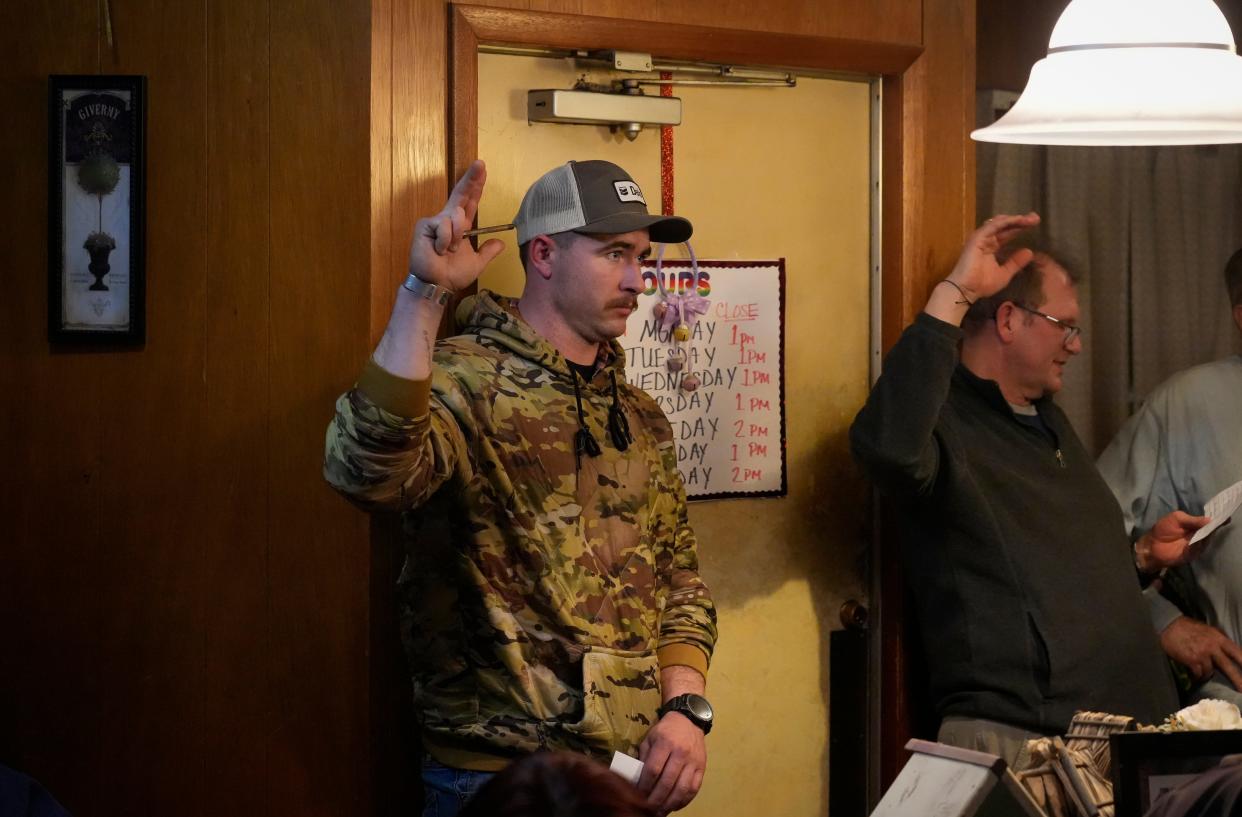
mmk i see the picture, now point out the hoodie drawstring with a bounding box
[570,369,633,468]
[608,371,632,452]
[571,372,602,469]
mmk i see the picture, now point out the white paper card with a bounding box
[1190,477,1242,545]
[609,751,644,785]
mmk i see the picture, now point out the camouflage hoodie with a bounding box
[324,291,716,769]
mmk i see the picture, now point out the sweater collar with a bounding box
[953,363,1054,415]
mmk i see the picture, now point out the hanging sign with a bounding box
[622,259,787,500]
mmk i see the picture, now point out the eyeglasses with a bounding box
[1013,303,1083,348]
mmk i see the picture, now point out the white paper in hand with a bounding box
[609,751,644,785]
[1190,478,1242,545]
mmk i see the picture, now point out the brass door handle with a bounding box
[839,600,869,631]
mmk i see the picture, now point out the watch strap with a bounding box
[659,693,713,735]
[402,273,454,307]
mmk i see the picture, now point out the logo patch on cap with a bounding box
[613,181,646,205]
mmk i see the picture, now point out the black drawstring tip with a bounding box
[575,428,601,468]
[608,405,632,452]
[571,366,629,466]
[571,368,603,468]
[607,370,633,452]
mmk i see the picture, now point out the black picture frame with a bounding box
[1111,729,1242,816]
[48,74,146,344]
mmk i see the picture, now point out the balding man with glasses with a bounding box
[851,213,1209,766]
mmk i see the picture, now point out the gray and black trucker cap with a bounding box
[513,160,693,245]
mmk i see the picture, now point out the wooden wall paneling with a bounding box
[390,0,448,304]
[11,0,383,814]
[203,0,272,812]
[900,58,932,312]
[455,5,923,76]
[877,67,915,792]
[368,3,420,814]
[878,59,924,345]
[450,7,480,184]
[878,0,978,791]
[371,0,395,341]
[456,0,922,46]
[917,0,976,304]
[379,3,456,803]
[375,4,456,807]
[0,1,103,808]
[104,0,213,805]
[443,5,483,322]
[529,0,586,15]
[879,47,934,793]
[88,0,211,813]
[268,0,374,813]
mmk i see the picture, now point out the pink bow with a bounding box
[659,292,711,332]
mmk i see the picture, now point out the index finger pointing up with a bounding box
[445,159,488,225]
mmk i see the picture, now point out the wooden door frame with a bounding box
[446,2,931,795]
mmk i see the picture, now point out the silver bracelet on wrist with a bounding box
[402,273,454,306]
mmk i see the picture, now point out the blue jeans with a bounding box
[421,756,495,817]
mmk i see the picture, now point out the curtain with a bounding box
[977,143,1242,454]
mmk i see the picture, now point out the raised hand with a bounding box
[945,212,1042,301]
[408,160,505,292]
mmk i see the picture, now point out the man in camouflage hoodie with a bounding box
[325,159,717,816]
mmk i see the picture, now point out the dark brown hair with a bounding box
[458,752,658,817]
[518,232,577,272]
[963,242,1079,329]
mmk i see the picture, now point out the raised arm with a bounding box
[850,213,1040,495]
[324,161,505,511]
[925,212,1041,327]
[374,159,505,380]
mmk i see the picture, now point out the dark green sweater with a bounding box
[851,313,1178,732]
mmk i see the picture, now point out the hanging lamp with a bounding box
[972,0,1242,145]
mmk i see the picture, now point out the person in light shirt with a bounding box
[1099,248,1242,708]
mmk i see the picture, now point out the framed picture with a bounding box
[1111,730,1242,816]
[48,74,146,343]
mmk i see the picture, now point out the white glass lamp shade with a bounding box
[972,0,1242,145]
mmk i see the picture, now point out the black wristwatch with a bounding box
[658,693,714,735]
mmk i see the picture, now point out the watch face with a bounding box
[686,695,713,722]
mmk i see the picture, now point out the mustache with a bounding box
[607,298,639,311]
